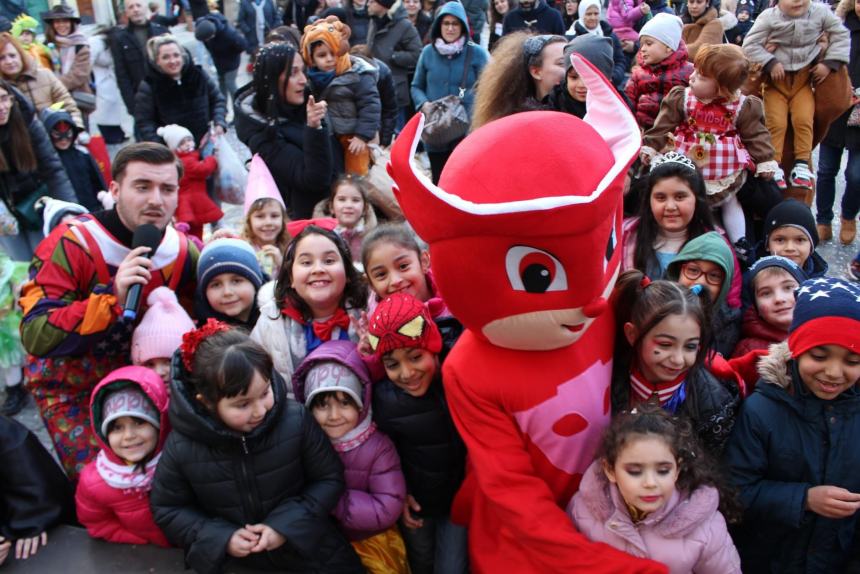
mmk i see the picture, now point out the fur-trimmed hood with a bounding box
[757,341,793,389]
[574,459,720,539]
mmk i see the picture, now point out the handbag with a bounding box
[10,187,46,231]
[847,88,860,128]
[72,90,97,114]
[421,45,473,148]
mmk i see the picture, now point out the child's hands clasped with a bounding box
[246,524,286,552]
[227,524,286,557]
[805,486,860,519]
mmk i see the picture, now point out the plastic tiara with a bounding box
[650,151,696,172]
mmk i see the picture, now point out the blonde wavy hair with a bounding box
[836,0,855,19]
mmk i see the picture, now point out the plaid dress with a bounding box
[674,88,753,200]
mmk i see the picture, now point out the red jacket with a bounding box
[75,367,171,547]
[624,45,693,129]
[732,305,788,358]
[175,150,222,226]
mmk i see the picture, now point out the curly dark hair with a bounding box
[598,402,742,523]
[274,225,368,319]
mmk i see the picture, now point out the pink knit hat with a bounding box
[131,287,195,365]
[244,155,286,215]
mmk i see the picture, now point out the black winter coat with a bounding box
[502,0,566,35]
[367,11,424,107]
[109,21,169,113]
[0,87,76,226]
[372,376,466,518]
[234,85,343,219]
[823,10,860,151]
[199,12,248,74]
[311,56,381,141]
[374,57,398,146]
[725,342,860,574]
[0,415,75,539]
[135,58,228,146]
[150,362,363,574]
[56,147,106,213]
[611,361,740,455]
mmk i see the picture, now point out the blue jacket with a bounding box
[198,13,247,73]
[237,0,279,52]
[724,342,860,574]
[411,1,490,151]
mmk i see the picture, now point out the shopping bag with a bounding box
[212,136,247,205]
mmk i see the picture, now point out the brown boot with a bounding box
[817,223,833,242]
[840,218,857,245]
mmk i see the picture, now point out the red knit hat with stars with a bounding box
[368,293,442,356]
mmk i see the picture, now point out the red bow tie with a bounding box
[282,306,350,341]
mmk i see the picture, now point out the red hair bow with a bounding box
[287,218,338,237]
[180,319,231,371]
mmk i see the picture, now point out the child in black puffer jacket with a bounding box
[150,322,363,574]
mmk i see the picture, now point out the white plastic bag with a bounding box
[212,136,247,205]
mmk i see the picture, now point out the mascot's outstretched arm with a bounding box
[388,56,667,573]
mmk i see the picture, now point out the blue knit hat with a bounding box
[788,277,860,358]
[197,238,264,291]
[747,255,807,287]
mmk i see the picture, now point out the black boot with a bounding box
[1,384,29,416]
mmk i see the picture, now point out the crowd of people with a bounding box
[0,0,860,571]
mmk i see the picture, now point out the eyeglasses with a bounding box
[681,263,725,286]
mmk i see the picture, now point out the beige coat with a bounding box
[743,2,850,70]
[8,56,83,127]
[683,8,738,61]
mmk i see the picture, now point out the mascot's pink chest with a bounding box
[512,360,612,476]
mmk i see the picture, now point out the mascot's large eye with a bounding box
[505,246,568,293]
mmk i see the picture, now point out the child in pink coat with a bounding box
[75,366,171,547]
[569,404,740,574]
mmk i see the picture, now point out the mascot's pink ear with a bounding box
[574,53,641,194]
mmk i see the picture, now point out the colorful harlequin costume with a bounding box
[18,215,197,480]
[387,55,666,572]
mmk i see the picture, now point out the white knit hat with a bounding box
[156,124,194,151]
[639,13,684,51]
[131,286,196,365]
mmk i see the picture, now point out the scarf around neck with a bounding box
[333,417,376,452]
[96,450,161,493]
[434,36,466,56]
[630,365,688,413]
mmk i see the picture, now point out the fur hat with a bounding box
[639,13,684,51]
[368,292,442,356]
[244,154,286,215]
[763,199,819,248]
[788,277,860,358]
[300,15,352,75]
[156,124,194,152]
[131,286,196,365]
[100,387,161,436]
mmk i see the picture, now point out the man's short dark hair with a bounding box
[112,142,184,182]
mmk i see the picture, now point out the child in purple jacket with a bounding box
[293,340,409,574]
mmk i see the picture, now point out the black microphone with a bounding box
[122,224,162,322]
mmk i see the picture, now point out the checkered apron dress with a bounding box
[674,89,753,191]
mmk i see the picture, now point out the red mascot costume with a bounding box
[388,56,667,573]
